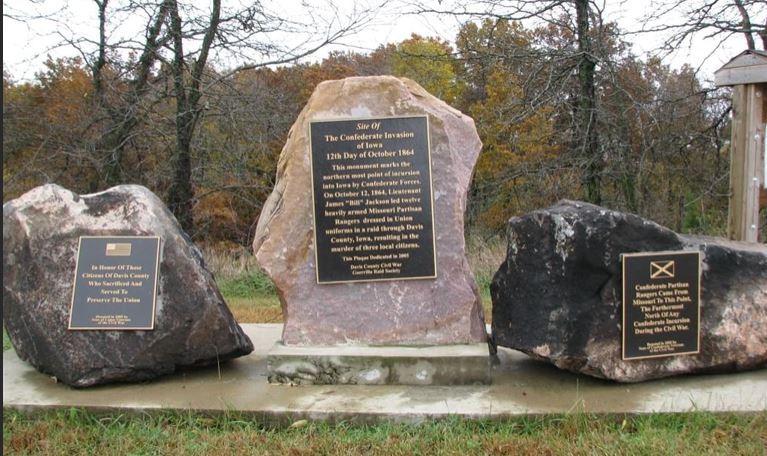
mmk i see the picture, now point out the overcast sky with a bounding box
[2,0,750,84]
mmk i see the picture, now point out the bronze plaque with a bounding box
[309,116,437,283]
[622,251,701,360]
[68,236,161,330]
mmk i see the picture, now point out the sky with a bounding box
[1,0,753,85]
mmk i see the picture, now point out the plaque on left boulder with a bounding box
[69,236,161,330]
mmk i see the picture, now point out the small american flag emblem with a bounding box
[105,243,132,256]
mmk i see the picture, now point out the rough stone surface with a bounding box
[3,184,253,387]
[253,76,486,345]
[491,200,767,383]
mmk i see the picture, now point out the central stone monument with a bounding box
[253,76,488,385]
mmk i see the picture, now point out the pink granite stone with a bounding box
[253,76,487,345]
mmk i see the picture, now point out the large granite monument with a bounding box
[253,76,488,384]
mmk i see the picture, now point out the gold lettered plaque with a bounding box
[309,116,437,284]
[622,251,701,360]
[68,236,161,330]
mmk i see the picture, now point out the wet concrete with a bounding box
[267,342,491,385]
[4,324,766,422]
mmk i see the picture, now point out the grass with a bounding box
[202,247,284,323]
[4,409,766,455]
[217,270,276,298]
[466,232,506,322]
[226,296,283,323]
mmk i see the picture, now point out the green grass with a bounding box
[4,409,766,455]
[217,269,276,298]
[213,266,283,322]
[3,328,11,352]
[475,269,494,321]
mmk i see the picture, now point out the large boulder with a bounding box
[3,184,253,387]
[491,200,767,382]
[253,76,486,345]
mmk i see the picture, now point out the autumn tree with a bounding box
[390,34,463,104]
[444,7,728,233]
[192,66,314,244]
[595,54,729,230]
[3,58,102,198]
[453,20,565,228]
[415,0,607,204]
[4,3,739,242]
[186,49,392,244]
[89,0,169,186]
[6,0,377,233]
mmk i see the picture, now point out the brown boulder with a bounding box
[253,76,486,345]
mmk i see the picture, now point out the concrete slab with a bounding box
[4,324,766,423]
[267,342,491,385]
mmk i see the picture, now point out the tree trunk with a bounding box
[92,0,168,187]
[734,0,756,50]
[762,17,767,49]
[166,0,221,232]
[170,116,195,231]
[167,0,192,230]
[92,0,123,185]
[575,0,601,204]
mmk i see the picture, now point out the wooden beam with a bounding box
[715,64,767,86]
[763,94,767,213]
[728,83,766,242]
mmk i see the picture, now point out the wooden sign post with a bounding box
[715,50,767,243]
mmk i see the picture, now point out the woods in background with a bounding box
[4,0,764,246]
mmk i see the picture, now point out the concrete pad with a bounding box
[4,324,766,423]
[267,342,491,385]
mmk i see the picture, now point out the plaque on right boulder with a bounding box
[622,251,701,360]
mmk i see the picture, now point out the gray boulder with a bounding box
[491,200,767,382]
[3,184,253,387]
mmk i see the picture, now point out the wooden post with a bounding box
[728,83,766,242]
